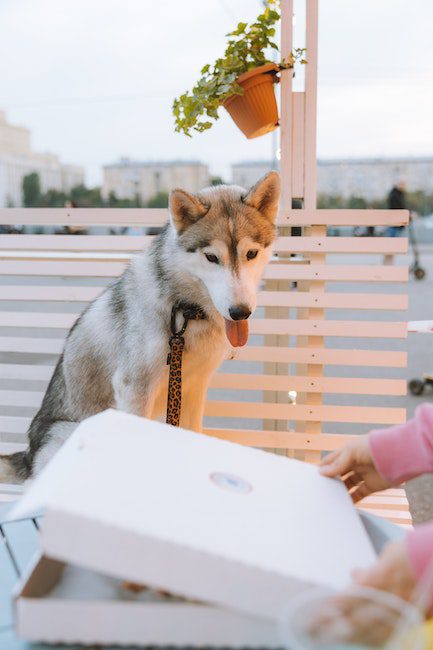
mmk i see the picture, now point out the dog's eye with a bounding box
[205,253,219,264]
[246,250,258,260]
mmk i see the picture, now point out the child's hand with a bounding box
[319,435,391,502]
[352,540,416,603]
[307,541,418,647]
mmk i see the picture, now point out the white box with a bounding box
[10,409,378,646]
[15,555,278,647]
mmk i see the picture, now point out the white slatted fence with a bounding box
[0,207,411,525]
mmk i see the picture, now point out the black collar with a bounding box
[170,301,206,338]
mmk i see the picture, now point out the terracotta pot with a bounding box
[223,63,280,139]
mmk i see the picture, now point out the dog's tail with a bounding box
[0,452,29,484]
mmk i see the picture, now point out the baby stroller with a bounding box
[408,214,426,280]
[408,321,433,395]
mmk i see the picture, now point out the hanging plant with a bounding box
[172,0,306,139]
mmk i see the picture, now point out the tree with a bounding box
[39,189,68,207]
[317,193,345,209]
[406,190,433,217]
[210,176,225,186]
[146,192,169,208]
[106,190,142,208]
[70,184,105,207]
[22,173,41,207]
[347,195,367,209]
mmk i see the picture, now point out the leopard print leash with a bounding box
[166,302,206,427]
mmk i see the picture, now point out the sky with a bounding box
[0,0,432,186]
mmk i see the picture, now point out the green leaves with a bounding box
[172,1,307,137]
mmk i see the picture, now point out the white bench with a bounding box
[0,206,412,527]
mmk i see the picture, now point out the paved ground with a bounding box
[324,245,433,524]
[400,245,433,524]
[0,242,432,523]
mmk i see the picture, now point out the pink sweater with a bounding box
[369,403,433,599]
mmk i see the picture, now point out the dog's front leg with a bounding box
[180,376,211,433]
[112,369,158,418]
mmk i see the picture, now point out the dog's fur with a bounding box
[0,172,280,482]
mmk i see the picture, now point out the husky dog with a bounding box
[0,172,279,482]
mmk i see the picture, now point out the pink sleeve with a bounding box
[406,522,433,611]
[368,404,433,485]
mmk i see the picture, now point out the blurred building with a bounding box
[0,110,84,206]
[231,161,276,190]
[232,158,433,199]
[102,158,210,202]
[318,158,433,199]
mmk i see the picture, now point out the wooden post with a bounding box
[276,0,322,461]
[279,0,294,213]
[297,0,323,463]
[264,0,293,452]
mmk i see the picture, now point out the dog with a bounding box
[0,171,280,482]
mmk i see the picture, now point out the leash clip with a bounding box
[170,307,188,339]
[170,303,205,340]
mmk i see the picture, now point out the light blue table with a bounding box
[0,502,404,649]
[0,503,154,649]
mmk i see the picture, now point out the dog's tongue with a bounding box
[224,319,249,347]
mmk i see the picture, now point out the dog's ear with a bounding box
[169,189,209,232]
[244,171,280,223]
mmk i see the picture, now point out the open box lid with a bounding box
[10,409,376,621]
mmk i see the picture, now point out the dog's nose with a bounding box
[229,305,251,321]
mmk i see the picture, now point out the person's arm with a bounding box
[320,405,433,613]
[369,403,433,485]
[352,523,433,613]
[406,522,433,597]
[320,404,433,496]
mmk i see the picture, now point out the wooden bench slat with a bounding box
[0,425,404,453]
[360,498,410,511]
[376,489,408,497]
[205,430,357,450]
[0,286,408,311]
[0,338,407,368]
[0,312,408,339]
[0,207,409,227]
[0,234,408,254]
[0,442,27,453]
[257,291,408,310]
[0,312,76,328]
[210,374,406,395]
[0,390,44,407]
[0,260,408,282]
[0,285,103,301]
[0,417,30,434]
[0,260,125,276]
[264,264,408,282]
[355,506,412,524]
[278,209,409,226]
[0,234,153,251]
[0,374,407,404]
[273,236,408,254]
[250,319,407,338]
[0,337,63,354]
[0,394,407,424]
[204,402,405,425]
[0,364,54,380]
[0,427,360,452]
[234,346,407,367]
[0,365,407,395]
[0,207,168,225]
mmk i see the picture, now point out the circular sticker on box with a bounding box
[210,472,253,494]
